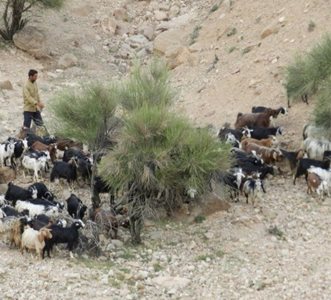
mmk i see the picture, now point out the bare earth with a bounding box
[0,0,330,299]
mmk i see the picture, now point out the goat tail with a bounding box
[237,112,243,119]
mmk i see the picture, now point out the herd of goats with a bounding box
[0,104,331,259]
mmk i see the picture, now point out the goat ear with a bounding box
[38,232,44,243]
[272,151,277,160]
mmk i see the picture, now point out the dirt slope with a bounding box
[0,0,331,299]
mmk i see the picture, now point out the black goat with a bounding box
[66,194,83,219]
[42,220,85,258]
[5,182,38,206]
[50,158,78,184]
[249,127,283,140]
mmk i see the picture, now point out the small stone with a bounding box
[0,80,13,90]
[154,10,168,21]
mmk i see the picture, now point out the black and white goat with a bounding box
[0,141,15,167]
[241,176,266,206]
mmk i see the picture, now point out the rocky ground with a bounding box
[0,0,331,299]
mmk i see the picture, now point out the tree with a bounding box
[0,0,64,41]
[99,61,231,244]
[49,83,121,209]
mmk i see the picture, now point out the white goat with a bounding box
[21,226,52,258]
[22,155,47,181]
[15,201,59,218]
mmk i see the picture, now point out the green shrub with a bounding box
[39,0,65,8]
[314,80,331,129]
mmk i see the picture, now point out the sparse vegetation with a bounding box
[268,225,285,240]
[189,25,202,45]
[228,46,237,53]
[195,254,214,261]
[285,34,331,127]
[194,215,206,223]
[314,80,331,129]
[226,27,237,37]
[153,263,163,272]
[209,1,223,14]
[308,20,316,32]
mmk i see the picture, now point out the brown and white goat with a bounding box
[31,141,57,163]
[306,172,329,200]
[234,109,276,129]
[21,226,52,258]
[243,143,283,164]
[241,136,278,149]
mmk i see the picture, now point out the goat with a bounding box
[31,141,57,163]
[278,149,305,174]
[50,158,78,185]
[15,200,59,218]
[217,168,246,201]
[56,138,83,151]
[5,182,37,206]
[234,109,275,129]
[252,106,288,117]
[0,141,15,167]
[249,127,283,140]
[241,136,278,149]
[242,143,283,164]
[303,138,331,160]
[94,176,117,205]
[241,176,266,206]
[43,220,85,259]
[21,226,52,258]
[293,157,331,185]
[218,124,252,141]
[27,214,52,231]
[7,137,28,168]
[306,172,329,200]
[0,216,29,246]
[22,155,47,181]
[302,124,331,141]
[66,194,83,219]
[28,182,56,202]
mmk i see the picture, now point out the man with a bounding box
[22,69,45,130]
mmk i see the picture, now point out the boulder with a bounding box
[113,8,129,21]
[0,80,13,90]
[154,10,168,21]
[100,17,118,35]
[128,34,149,49]
[57,53,78,69]
[140,25,155,41]
[261,24,280,39]
[166,46,195,69]
[153,29,186,56]
[13,26,47,58]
